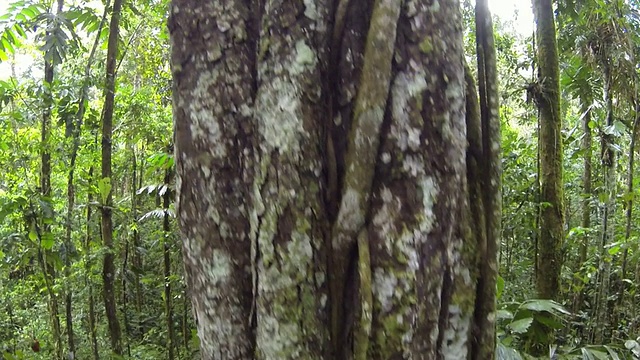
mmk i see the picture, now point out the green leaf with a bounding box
[603,345,621,360]
[497,309,513,320]
[41,232,54,250]
[97,177,112,204]
[535,313,563,329]
[519,299,570,315]
[608,245,620,255]
[507,317,533,334]
[497,275,505,300]
[496,343,523,360]
[582,348,610,360]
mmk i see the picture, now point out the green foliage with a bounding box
[0,0,191,358]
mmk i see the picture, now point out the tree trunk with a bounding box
[121,221,131,356]
[169,0,500,358]
[573,95,592,314]
[163,165,176,360]
[101,0,124,354]
[182,285,190,355]
[473,0,502,356]
[532,0,564,301]
[131,149,145,337]
[594,61,615,344]
[84,166,100,360]
[40,1,65,358]
[63,4,107,357]
[617,96,640,325]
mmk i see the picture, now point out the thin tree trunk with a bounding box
[63,4,108,357]
[635,262,640,334]
[121,226,131,356]
[473,0,502,357]
[594,62,615,344]
[163,165,176,360]
[131,149,144,337]
[182,285,189,354]
[532,0,564,300]
[34,226,62,360]
[573,96,592,314]
[617,95,640,323]
[101,0,124,354]
[85,166,100,360]
[40,1,65,358]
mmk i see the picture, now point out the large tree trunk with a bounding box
[101,0,124,354]
[169,0,500,358]
[532,0,564,300]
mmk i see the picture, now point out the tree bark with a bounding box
[532,0,564,301]
[169,0,500,358]
[101,0,124,354]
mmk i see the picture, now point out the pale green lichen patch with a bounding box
[207,249,232,287]
[372,186,401,253]
[303,0,318,20]
[419,37,433,54]
[373,267,398,313]
[390,70,428,152]
[255,37,319,155]
[418,176,438,232]
[440,305,471,360]
[178,69,228,158]
[255,79,304,154]
[255,206,321,358]
[293,40,316,75]
[335,187,366,236]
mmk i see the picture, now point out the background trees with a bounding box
[0,0,640,359]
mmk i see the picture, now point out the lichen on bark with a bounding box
[170,0,501,358]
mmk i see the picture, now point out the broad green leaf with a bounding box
[608,245,620,255]
[97,177,112,204]
[583,348,610,360]
[519,299,570,315]
[41,232,54,250]
[603,345,621,360]
[535,313,563,329]
[507,317,533,334]
[496,343,523,360]
[497,309,513,320]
